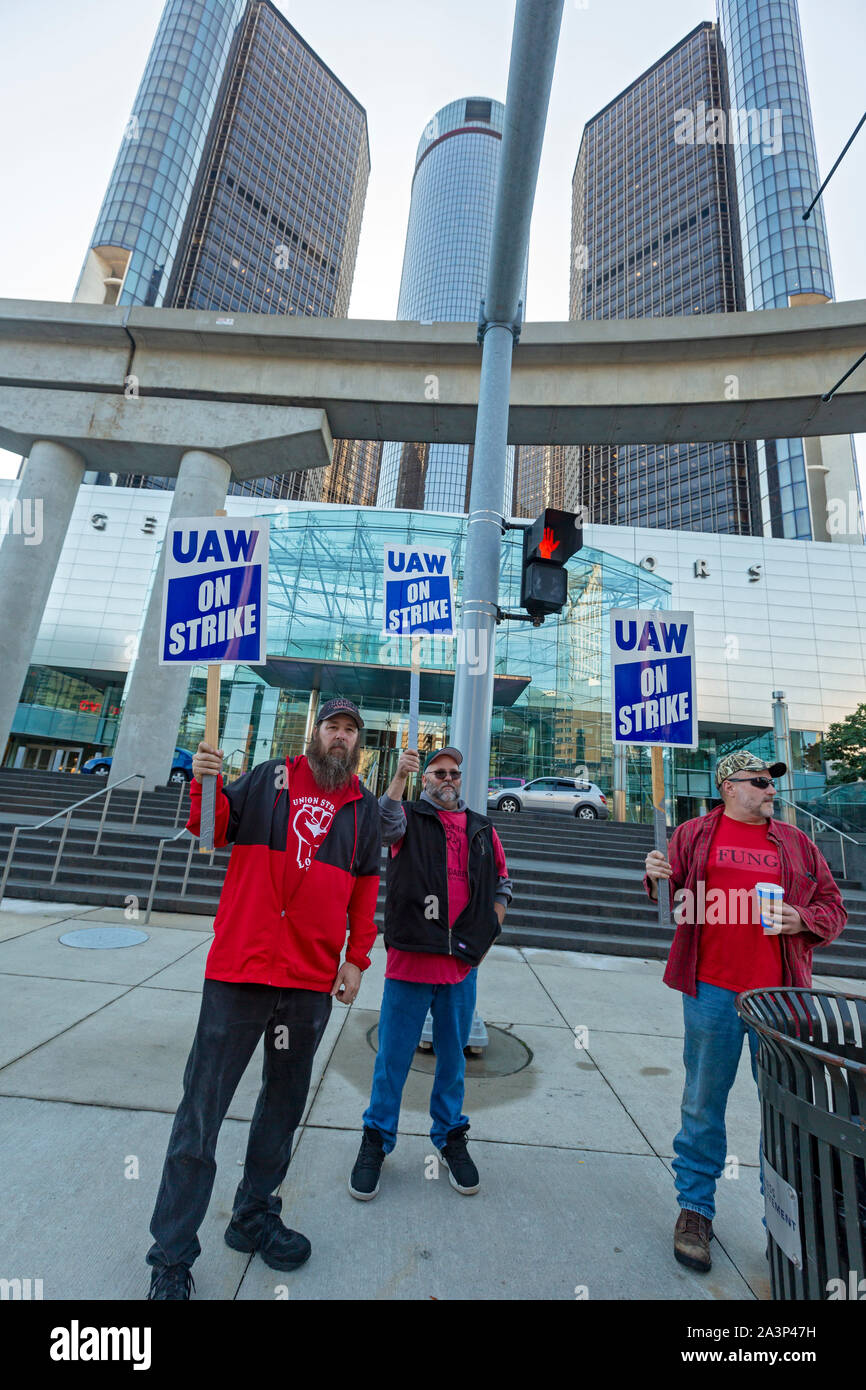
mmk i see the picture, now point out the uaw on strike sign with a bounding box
[159,517,269,665]
[610,609,697,748]
[382,544,454,636]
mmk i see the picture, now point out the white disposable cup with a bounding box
[755,882,784,934]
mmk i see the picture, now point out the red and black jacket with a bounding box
[186,755,381,991]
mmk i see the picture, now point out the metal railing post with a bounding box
[92,787,113,857]
[0,827,22,906]
[144,839,168,925]
[174,779,186,828]
[50,810,73,885]
[132,778,144,827]
[181,837,196,897]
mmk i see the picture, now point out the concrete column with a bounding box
[0,440,86,761]
[109,449,232,791]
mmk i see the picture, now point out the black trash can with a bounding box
[736,987,866,1300]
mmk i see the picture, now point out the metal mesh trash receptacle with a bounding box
[736,987,866,1300]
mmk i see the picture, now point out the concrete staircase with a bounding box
[0,772,863,978]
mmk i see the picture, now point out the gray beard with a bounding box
[425,784,459,808]
[305,738,359,791]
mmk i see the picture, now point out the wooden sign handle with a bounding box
[651,745,671,927]
[198,508,227,852]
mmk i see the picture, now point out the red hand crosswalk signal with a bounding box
[520,509,583,618]
[538,527,559,560]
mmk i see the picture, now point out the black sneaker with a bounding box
[147,1263,195,1300]
[438,1126,480,1194]
[225,1210,311,1272]
[348,1126,386,1201]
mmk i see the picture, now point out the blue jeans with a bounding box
[363,971,477,1153]
[673,979,764,1221]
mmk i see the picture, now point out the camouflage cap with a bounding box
[715,751,786,787]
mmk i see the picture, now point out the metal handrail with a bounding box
[0,773,146,907]
[143,828,215,924]
[774,793,859,879]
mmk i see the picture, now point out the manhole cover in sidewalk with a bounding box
[366,1024,532,1078]
[58,927,150,949]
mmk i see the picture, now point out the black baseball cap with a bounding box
[315,698,364,730]
[423,746,462,772]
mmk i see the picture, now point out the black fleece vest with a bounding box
[383,799,501,965]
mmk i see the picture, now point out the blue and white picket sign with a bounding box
[159,517,269,666]
[610,608,697,748]
[381,544,454,637]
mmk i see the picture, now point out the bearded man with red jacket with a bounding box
[146,698,380,1300]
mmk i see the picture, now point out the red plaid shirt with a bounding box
[645,804,848,996]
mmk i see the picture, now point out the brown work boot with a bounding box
[674,1208,713,1272]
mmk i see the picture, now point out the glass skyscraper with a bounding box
[716,0,858,540]
[376,97,526,515]
[74,0,369,501]
[565,22,759,534]
[75,0,247,311]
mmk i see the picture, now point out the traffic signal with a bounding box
[520,508,583,618]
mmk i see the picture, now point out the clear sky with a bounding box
[1,0,863,497]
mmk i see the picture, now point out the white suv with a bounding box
[488,777,609,819]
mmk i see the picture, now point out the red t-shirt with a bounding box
[386,809,508,984]
[696,812,783,992]
[281,756,356,906]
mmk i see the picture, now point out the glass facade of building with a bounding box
[170,0,369,321]
[716,0,852,540]
[376,98,526,515]
[81,0,247,310]
[566,22,759,536]
[1,481,842,822]
[79,0,369,503]
[318,439,383,507]
[167,507,669,796]
[512,443,568,518]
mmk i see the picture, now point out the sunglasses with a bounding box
[429,769,462,780]
[725,776,775,789]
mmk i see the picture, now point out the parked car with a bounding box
[488,776,527,792]
[81,747,194,785]
[488,776,609,819]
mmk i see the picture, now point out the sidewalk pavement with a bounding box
[1,898,861,1302]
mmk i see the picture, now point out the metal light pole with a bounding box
[450,0,565,812]
[772,690,797,825]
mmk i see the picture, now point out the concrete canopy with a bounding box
[0,389,332,478]
[0,297,864,454]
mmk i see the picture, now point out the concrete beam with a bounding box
[0,388,332,479]
[0,297,864,447]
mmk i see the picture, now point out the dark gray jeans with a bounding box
[147,978,332,1269]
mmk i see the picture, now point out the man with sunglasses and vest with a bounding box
[349,745,512,1200]
[645,751,846,1275]
[146,698,381,1299]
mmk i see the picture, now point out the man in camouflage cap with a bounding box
[644,749,846,1275]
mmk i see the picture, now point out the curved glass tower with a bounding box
[716,0,846,539]
[76,0,247,308]
[377,97,526,515]
[73,0,370,504]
